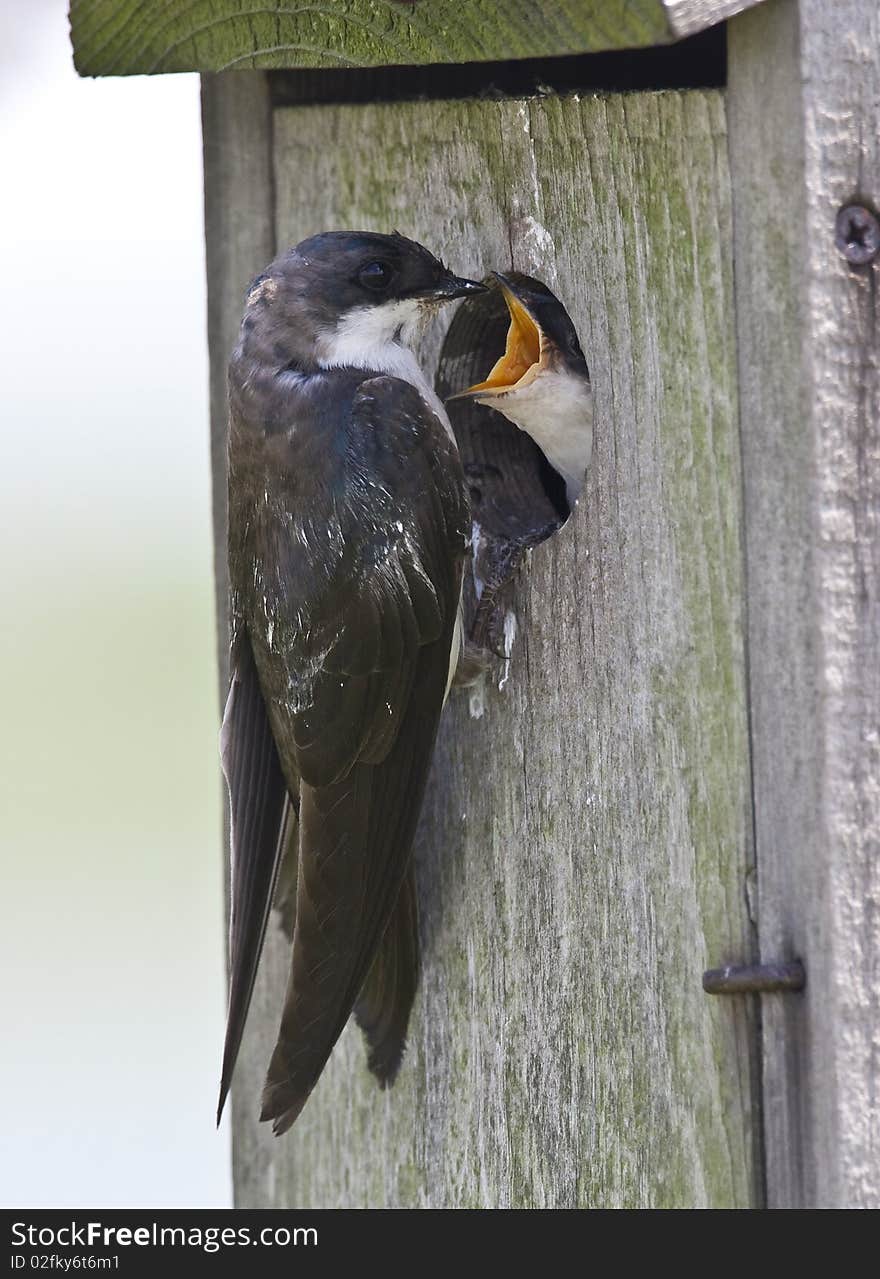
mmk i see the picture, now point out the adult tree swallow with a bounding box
[217,231,484,1134]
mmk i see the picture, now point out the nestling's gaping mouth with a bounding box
[450,273,545,398]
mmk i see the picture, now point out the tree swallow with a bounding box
[217,231,484,1134]
[444,272,592,648]
[451,272,592,511]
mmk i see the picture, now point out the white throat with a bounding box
[316,299,453,440]
[484,370,593,506]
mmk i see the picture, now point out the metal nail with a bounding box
[702,960,806,995]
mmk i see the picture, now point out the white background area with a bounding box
[0,0,231,1207]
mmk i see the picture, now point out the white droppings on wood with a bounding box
[468,676,486,720]
[497,610,517,690]
[519,213,555,259]
[470,521,485,602]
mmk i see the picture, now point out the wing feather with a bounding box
[224,373,468,1131]
[354,865,420,1086]
[216,630,291,1123]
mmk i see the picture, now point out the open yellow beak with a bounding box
[459,281,543,395]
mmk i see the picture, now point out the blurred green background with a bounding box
[0,0,230,1205]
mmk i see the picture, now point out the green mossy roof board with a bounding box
[69,0,763,77]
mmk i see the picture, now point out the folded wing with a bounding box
[224,373,468,1133]
[217,630,292,1123]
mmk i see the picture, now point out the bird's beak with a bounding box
[448,272,545,401]
[424,274,488,302]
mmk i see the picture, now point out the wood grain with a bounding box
[201,71,275,706]
[665,1,762,37]
[728,0,880,1208]
[200,74,276,1163]
[68,0,757,76]
[225,89,760,1208]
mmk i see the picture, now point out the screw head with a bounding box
[835,204,880,266]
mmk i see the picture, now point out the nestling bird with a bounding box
[217,231,483,1134]
[443,271,592,647]
[450,271,592,511]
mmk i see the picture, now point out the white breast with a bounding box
[316,300,455,443]
[495,370,593,506]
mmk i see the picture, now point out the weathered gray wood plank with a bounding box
[69,0,763,76]
[229,89,760,1208]
[200,75,276,1170]
[728,0,880,1207]
[201,71,275,706]
[666,1,761,37]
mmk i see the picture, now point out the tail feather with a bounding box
[354,865,420,1086]
[260,641,445,1135]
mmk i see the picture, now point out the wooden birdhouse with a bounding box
[69,0,880,1208]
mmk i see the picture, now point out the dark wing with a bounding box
[216,629,292,1123]
[354,864,420,1086]
[253,376,468,1133]
[272,811,300,942]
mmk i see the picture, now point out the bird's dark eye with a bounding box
[357,260,394,292]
